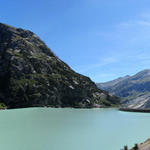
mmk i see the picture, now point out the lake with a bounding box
[0,108,149,150]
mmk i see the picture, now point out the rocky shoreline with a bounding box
[122,138,150,150]
[119,108,150,113]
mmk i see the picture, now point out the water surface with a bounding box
[0,108,150,150]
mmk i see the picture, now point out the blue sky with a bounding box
[1,0,150,82]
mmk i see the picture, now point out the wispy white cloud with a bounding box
[140,12,150,20]
[138,20,150,27]
[131,52,150,66]
[77,12,150,74]
[76,12,150,82]
[117,20,150,30]
[76,56,119,73]
[97,13,150,42]
[92,73,116,81]
[116,21,136,29]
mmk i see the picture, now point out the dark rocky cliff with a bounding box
[0,23,119,108]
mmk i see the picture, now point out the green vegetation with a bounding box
[0,23,120,109]
[0,103,7,109]
[7,49,22,57]
[35,53,48,59]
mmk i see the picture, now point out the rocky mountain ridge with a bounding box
[0,23,119,108]
[97,75,130,90]
[97,69,150,109]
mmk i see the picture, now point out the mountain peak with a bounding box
[0,22,14,28]
[0,22,31,34]
[0,23,56,58]
[138,69,150,74]
[97,69,150,109]
[0,23,119,108]
[131,69,150,80]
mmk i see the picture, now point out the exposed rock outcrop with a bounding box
[97,70,150,109]
[0,23,119,108]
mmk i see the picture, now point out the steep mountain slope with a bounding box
[97,70,150,109]
[0,23,119,108]
[97,75,130,90]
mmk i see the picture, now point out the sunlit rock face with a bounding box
[97,70,150,109]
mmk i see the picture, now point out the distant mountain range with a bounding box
[97,75,130,90]
[97,69,150,109]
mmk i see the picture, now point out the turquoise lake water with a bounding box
[0,108,150,150]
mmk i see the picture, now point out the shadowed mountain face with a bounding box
[0,23,119,108]
[97,70,150,109]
